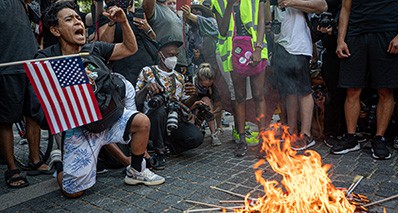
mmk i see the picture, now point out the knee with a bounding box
[131,113,150,133]
[235,94,246,104]
[252,89,265,103]
[378,88,394,101]
[346,88,361,99]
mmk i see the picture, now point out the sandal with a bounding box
[27,160,52,176]
[4,169,30,188]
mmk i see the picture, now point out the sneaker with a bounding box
[324,135,340,148]
[355,133,367,143]
[215,128,224,136]
[96,160,108,175]
[150,153,166,170]
[124,166,165,186]
[371,136,392,160]
[211,133,222,146]
[48,149,62,171]
[234,142,248,157]
[331,134,360,155]
[291,134,315,151]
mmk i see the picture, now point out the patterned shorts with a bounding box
[62,109,137,194]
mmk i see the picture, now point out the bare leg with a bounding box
[344,88,362,134]
[285,95,299,134]
[230,72,247,135]
[128,113,150,155]
[375,88,394,136]
[201,96,216,134]
[26,117,48,170]
[299,93,314,136]
[250,71,267,131]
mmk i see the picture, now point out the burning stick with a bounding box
[185,200,226,209]
[362,194,398,207]
[210,186,257,200]
[184,207,242,213]
[219,200,245,203]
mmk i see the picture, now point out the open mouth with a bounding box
[74,28,84,37]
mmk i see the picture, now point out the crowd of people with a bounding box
[0,0,397,198]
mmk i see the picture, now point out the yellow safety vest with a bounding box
[211,0,268,72]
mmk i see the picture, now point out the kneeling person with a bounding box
[39,1,164,198]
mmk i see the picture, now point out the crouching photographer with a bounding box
[135,35,204,170]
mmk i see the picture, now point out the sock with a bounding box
[239,133,246,143]
[145,157,152,169]
[348,133,356,138]
[131,153,145,172]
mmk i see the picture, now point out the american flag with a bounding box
[24,56,102,134]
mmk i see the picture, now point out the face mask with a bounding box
[160,52,178,70]
[167,4,176,12]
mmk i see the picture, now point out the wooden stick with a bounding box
[0,52,90,67]
[210,186,257,200]
[219,200,245,203]
[184,206,245,213]
[347,176,364,196]
[185,200,225,208]
[363,195,398,207]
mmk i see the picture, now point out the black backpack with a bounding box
[80,43,125,133]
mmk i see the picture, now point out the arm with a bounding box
[279,0,327,14]
[249,1,265,65]
[335,0,351,58]
[103,6,138,61]
[98,20,116,43]
[142,0,156,20]
[182,5,198,23]
[133,13,157,40]
[215,0,238,37]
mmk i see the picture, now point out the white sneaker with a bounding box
[48,149,62,171]
[211,133,222,146]
[124,166,165,186]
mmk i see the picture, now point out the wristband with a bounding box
[108,21,115,27]
[147,28,153,34]
[255,42,263,49]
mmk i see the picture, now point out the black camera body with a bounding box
[270,19,281,34]
[196,104,214,122]
[148,93,169,109]
[318,12,336,28]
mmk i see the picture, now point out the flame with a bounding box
[236,124,356,213]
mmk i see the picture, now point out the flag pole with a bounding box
[0,52,90,68]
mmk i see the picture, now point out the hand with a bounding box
[102,6,127,24]
[249,49,262,67]
[278,0,294,9]
[133,13,151,32]
[193,49,200,60]
[336,40,350,58]
[146,83,163,95]
[184,82,197,96]
[181,5,192,18]
[387,35,398,54]
[317,25,332,35]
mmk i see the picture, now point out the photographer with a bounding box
[135,34,204,170]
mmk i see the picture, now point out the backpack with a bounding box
[80,43,125,133]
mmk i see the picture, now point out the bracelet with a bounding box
[108,21,115,27]
[255,42,263,49]
[147,28,153,34]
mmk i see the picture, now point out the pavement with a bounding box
[0,114,398,213]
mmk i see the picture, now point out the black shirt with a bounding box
[348,0,398,36]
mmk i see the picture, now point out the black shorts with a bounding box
[0,74,37,123]
[339,32,398,88]
[271,44,313,96]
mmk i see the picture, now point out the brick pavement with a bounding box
[0,121,398,213]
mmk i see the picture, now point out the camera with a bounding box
[196,104,214,122]
[318,12,336,28]
[148,93,168,109]
[270,0,285,11]
[166,101,181,131]
[312,84,326,101]
[134,8,145,19]
[270,19,281,34]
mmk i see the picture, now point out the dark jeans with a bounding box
[147,106,204,154]
[321,50,346,137]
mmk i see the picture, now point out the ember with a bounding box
[236,124,357,213]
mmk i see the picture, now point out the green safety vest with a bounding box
[211,0,268,72]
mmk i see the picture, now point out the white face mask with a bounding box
[161,52,178,70]
[167,4,176,12]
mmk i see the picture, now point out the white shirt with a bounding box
[273,7,313,57]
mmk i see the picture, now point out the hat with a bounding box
[158,34,183,50]
[191,0,213,18]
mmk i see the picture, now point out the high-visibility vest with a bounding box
[211,0,268,72]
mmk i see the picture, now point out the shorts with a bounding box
[0,74,37,123]
[62,109,138,194]
[271,44,312,96]
[339,32,398,88]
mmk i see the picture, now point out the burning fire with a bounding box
[236,124,356,213]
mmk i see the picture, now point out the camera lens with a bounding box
[167,111,179,131]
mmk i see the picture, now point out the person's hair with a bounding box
[42,1,77,28]
[196,63,214,81]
